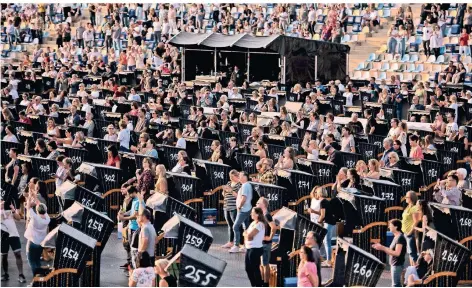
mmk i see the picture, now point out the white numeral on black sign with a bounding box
[184,265,217,286]
[185,234,203,248]
[87,219,103,232]
[441,250,458,265]
[459,218,472,227]
[62,248,79,261]
[353,263,372,278]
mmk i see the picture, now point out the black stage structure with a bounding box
[169,32,350,85]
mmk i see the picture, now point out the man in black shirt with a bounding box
[346,113,364,135]
[325,145,343,174]
[269,116,282,135]
[372,219,407,287]
[364,109,377,135]
[256,197,276,288]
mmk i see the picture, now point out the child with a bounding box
[459,28,470,56]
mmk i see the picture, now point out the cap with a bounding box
[324,145,332,152]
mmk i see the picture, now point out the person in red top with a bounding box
[18,111,32,125]
[459,28,470,56]
[119,51,127,70]
[106,145,121,168]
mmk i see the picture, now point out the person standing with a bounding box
[24,199,50,279]
[137,209,156,265]
[304,231,322,285]
[221,170,241,249]
[256,197,276,287]
[402,191,419,266]
[229,172,253,253]
[1,201,26,283]
[129,251,155,287]
[297,246,319,287]
[373,219,407,287]
[244,207,266,287]
[317,188,336,268]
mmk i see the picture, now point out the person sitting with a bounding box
[106,145,121,169]
[433,174,462,206]
[405,250,434,287]
[254,158,276,185]
[274,147,295,170]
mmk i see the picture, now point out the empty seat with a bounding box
[409,54,419,62]
[341,34,350,43]
[389,63,399,71]
[400,54,410,62]
[406,63,416,72]
[367,53,376,62]
[426,55,436,63]
[378,72,387,80]
[379,62,390,71]
[370,62,382,71]
[435,55,445,63]
[351,70,362,79]
[354,62,365,71]
[449,24,460,36]
[382,54,393,62]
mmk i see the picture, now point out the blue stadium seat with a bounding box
[446,16,454,26]
[445,44,456,53]
[449,24,460,36]
[284,278,297,287]
[465,73,472,84]
[317,15,326,24]
[409,43,419,53]
[354,16,362,24]
[347,16,354,25]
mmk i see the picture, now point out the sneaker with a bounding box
[221,242,233,249]
[18,274,26,283]
[1,274,9,281]
[238,247,246,253]
[228,246,241,253]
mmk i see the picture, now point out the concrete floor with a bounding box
[1,222,394,287]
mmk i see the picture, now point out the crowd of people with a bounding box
[1,2,472,288]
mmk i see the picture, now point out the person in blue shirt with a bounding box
[144,139,158,159]
[118,186,141,258]
[229,171,253,253]
[393,87,404,120]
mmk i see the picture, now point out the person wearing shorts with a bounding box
[256,197,276,287]
[1,202,26,283]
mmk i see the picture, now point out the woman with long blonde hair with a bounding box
[154,164,168,195]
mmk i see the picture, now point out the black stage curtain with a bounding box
[184,50,214,81]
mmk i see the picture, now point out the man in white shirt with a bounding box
[445,113,458,140]
[422,22,432,57]
[83,25,95,48]
[228,87,242,99]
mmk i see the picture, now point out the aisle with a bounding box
[1,223,395,287]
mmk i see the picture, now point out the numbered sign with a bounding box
[385,168,418,195]
[357,142,380,163]
[62,146,87,171]
[27,156,58,180]
[193,159,230,192]
[362,178,403,219]
[77,162,122,193]
[267,144,285,163]
[367,134,385,154]
[436,150,457,175]
[284,136,302,155]
[159,145,183,170]
[237,153,259,175]
[57,180,105,212]
[425,227,471,274]
[94,138,118,162]
[250,182,286,213]
[445,141,464,159]
[161,214,213,256]
[332,238,385,287]
[197,138,214,161]
[62,202,114,248]
[238,123,256,143]
[41,224,96,273]
[298,159,335,186]
[339,151,362,169]
[218,130,238,151]
[381,103,395,121]
[289,169,315,200]
[421,160,442,187]
[167,172,201,203]
[176,245,227,287]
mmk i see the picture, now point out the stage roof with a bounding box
[169,32,350,55]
